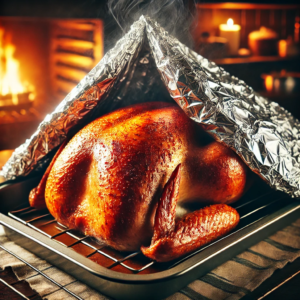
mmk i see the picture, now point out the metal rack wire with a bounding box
[6,206,161,275]
[0,243,83,300]
[4,184,292,276]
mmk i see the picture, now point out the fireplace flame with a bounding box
[0,27,35,105]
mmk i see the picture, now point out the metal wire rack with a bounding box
[6,206,164,275]
[4,184,293,276]
[0,243,84,300]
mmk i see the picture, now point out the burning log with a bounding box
[0,92,33,110]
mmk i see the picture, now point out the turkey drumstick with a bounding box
[141,164,240,262]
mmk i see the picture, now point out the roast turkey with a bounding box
[29,102,247,259]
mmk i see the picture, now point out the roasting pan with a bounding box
[0,176,300,300]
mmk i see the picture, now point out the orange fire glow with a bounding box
[0,27,35,105]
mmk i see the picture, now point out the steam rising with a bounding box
[107,0,196,47]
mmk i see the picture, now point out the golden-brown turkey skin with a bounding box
[141,165,240,262]
[43,102,248,251]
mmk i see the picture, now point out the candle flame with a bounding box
[227,18,234,26]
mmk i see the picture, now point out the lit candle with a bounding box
[219,18,241,56]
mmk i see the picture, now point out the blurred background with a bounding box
[0,0,299,150]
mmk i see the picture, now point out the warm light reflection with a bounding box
[278,40,287,58]
[265,75,273,92]
[0,27,35,105]
[285,77,295,93]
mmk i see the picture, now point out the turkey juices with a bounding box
[29,102,247,253]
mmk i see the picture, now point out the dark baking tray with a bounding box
[0,176,300,300]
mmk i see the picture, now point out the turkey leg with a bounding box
[141,164,240,262]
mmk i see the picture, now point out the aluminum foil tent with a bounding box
[2,16,300,197]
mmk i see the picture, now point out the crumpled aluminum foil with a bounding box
[2,16,300,197]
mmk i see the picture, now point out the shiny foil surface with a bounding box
[2,16,300,197]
